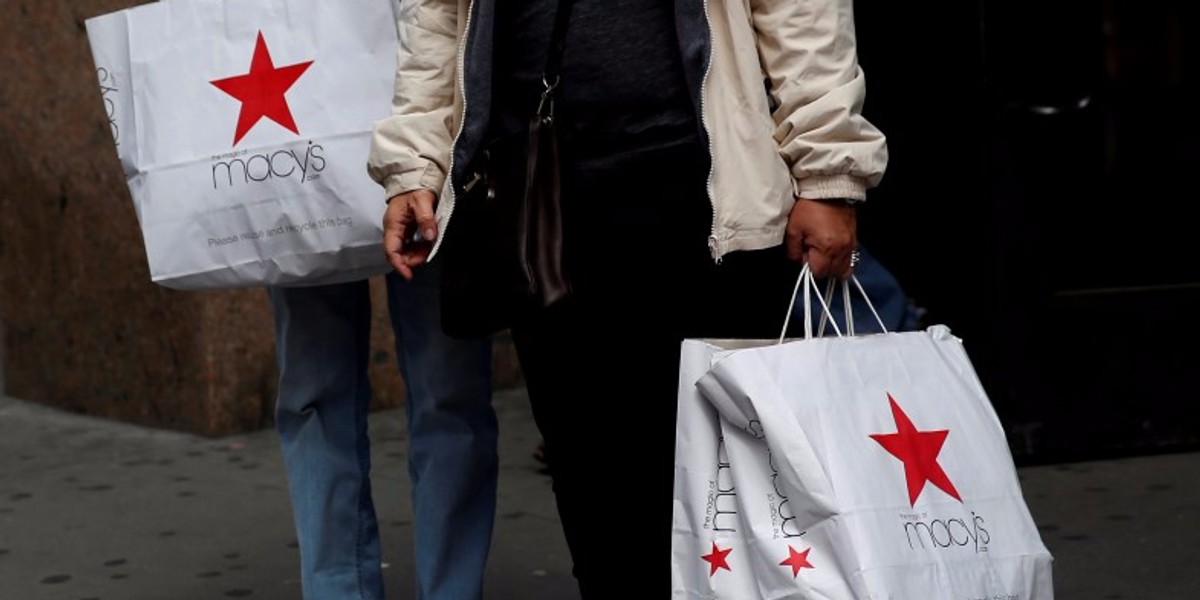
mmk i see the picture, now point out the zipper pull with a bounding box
[462,170,484,194]
[708,235,722,264]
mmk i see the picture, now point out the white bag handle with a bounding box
[778,263,889,344]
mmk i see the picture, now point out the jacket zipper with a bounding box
[432,0,477,259]
[699,0,721,264]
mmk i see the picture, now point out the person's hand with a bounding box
[382,189,438,280]
[784,197,858,279]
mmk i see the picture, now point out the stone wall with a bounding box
[0,0,521,436]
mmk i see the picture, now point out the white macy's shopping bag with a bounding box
[672,271,1054,599]
[84,0,397,289]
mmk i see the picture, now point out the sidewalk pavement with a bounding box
[0,388,578,600]
[1,387,1198,600]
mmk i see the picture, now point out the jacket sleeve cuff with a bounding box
[381,162,446,202]
[795,174,868,202]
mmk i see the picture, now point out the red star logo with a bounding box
[210,32,313,145]
[779,545,815,577]
[700,542,732,576]
[869,393,962,506]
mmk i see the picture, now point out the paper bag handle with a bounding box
[778,263,889,344]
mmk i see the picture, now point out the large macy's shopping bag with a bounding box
[84,0,397,289]
[672,273,1054,599]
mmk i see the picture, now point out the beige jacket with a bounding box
[368,0,888,260]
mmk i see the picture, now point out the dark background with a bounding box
[854,0,1200,464]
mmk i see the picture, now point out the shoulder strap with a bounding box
[538,0,576,119]
[544,0,576,87]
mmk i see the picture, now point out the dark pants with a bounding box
[511,142,800,598]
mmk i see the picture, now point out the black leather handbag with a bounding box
[438,1,574,339]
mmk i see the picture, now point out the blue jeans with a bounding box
[268,267,497,600]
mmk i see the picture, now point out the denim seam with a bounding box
[354,293,372,600]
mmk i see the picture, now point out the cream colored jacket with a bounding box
[368,0,888,260]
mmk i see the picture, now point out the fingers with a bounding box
[806,248,836,279]
[405,189,434,241]
[382,222,411,278]
[813,242,857,279]
[831,247,858,279]
[382,189,438,279]
[804,239,857,279]
[784,197,858,279]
